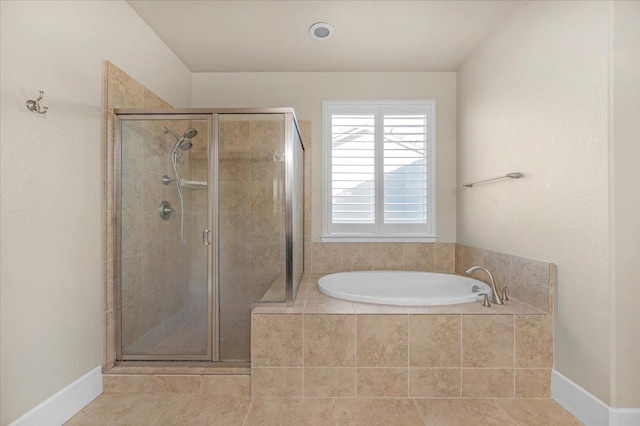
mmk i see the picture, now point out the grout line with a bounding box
[302,314,305,397]
[406,313,410,398]
[412,397,429,425]
[332,397,337,426]
[459,314,463,397]
[241,398,254,426]
[513,314,516,398]
[354,314,358,397]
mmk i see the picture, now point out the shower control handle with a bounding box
[158,201,174,220]
[203,229,211,246]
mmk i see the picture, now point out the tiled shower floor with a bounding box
[65,394,582,425]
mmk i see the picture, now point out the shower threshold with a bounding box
[107,360,251,376]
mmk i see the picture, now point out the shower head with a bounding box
[165,127,198,152]
[183,128,198,139]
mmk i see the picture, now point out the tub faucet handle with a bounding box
[479,293,491,307]
[501,287,509,301]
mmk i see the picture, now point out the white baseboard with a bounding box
[610,408,640,426]
[552,369,640,426]
[10,366,103,426]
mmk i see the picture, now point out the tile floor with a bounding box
[66,395,582,425]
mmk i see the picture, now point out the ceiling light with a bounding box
[309,22,334,40]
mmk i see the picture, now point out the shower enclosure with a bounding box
[114,109,304,362]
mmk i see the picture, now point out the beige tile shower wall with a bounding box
[104,62,180,366]
[218,117,286,360]
[251,312,553,398]
[120,118,195,355]
[454,244,554,313]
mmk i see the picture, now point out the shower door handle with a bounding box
[203,229,211,246]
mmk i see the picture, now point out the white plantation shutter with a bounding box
[383,114,428,224]
[323,101,436,240]
[331,114,376,224]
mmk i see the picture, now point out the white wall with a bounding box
[0,1,191,424]
[610,1,640,409]
[457,1,612,404]
[191,72,457,242]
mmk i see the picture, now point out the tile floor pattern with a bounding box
[66,395,582,425]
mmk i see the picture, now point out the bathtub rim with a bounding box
[317,270,491,306]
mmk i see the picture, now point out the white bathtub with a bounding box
[318,271,491,306]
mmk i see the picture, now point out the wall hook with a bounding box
[26,91,48,114]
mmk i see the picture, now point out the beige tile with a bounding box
[515,315,553,368]
[484,250,511,293]
[462,245,485,273]
[245,398,334,426]
[154,395,250,425]
[496,399,582,425]
[143,88,171,109]
[409,315,461,367]
[334,398,424,426]
[515,368,551,398]
[121,211,142,257]
[402,243,434,271]
[104,260,114,312]
[511,256,550,312]
[304,315,355,367]
[219,181,250,213]
[220,242,251,274]
[461,368,514,398]
[462,315,514,368]
[201,366,251,375]
[356,315,408,367]
[251,314,302,367]
[249,179,277,216]
[434,243,455,273]
[356,368,408,397]
[353,302,406,314]
[249,243,283,277]
[310,243,343,273]
[106,62,144,110]
[415,399,518,426]
[121,171,143,212]
[150,375,201,393]
[142,133,168,175]
[409,368,461,397]
[251,368,303,397]
[304,299,355,314]
[121,255,142,302]
[220,211,251,244]
[304,299,354,315]
[372,243,404,270]
[104,366,160,374]
[201,375,250,397]
[304,368,356,397]
[65,393,173,425]
[105,311,115,364]
[250,120,284,152]
[455,243,465,274]
[219,120,250,152]
[103,375,151,394]
[342,243,373,271]
[305,286,355,314]
[220,155,251,181]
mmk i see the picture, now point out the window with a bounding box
[322,100,436,241]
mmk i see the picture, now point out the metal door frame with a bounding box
[114,113,217,361]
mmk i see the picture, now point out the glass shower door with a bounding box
[117,115,213,360]
[218,114,286,361]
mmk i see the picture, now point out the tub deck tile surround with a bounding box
[251,272,553,399]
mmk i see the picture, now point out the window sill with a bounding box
[321,235,438,243]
